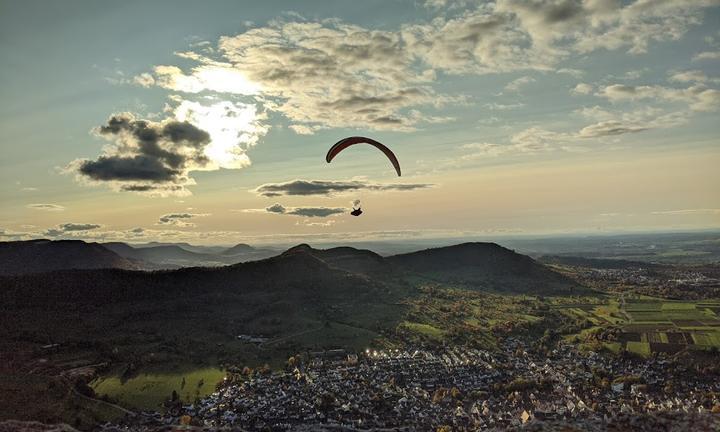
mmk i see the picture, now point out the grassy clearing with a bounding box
[92,366,225,410]
[399,321,447,341]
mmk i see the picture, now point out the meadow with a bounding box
[91,366,226,410]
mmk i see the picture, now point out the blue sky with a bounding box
[1,0,719,244]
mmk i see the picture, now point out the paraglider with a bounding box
[350,199,362,216]
[326,136,401,177]
[326,137,400,217]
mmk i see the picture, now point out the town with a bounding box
[100,338,720,431]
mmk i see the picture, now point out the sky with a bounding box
[1,0,719,245]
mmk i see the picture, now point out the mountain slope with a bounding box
[282,244,392,276]
[388,242,583,294]
[0,240,138,275]
[0,245,397,309]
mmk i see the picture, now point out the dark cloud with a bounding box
[69,113,212,196]
[265,203,286,214]
[264,203,346,218]
[77,155,181,182]
[44,222,102,237]
[157,212,209,227]
[59,223,102,231]
[542,1,584,24]
[252,179,433,197]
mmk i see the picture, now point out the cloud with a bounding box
[300,219,337,227]
[149,64,261,95]
[484,102,525,110]
[151,22,456,132]
[575,108,687,139]
[252,179,433,197]
[504,76,535,92]
[133,1,716,133]
[262,203,346,218]
[288,124,320,135]
[68,106,268,196]
[158,212,209,227]
[509,127,571,152]
[571,83,593,95]
[556,68,583,78]
[651,208,720,216]
[58,223,102,231]
[21,187,38,191]
[693,51,720,61]
[669,70,719,84]
[133,72,155,87]
[596,83,720,112]
[27,203,65,212]
[67,113,209,195]
[577,120,648,138]
[44,222,102,237]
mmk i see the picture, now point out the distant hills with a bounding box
[0,239,582,296]
[104,241,279,268]
[0,239,280,275]
[0,239,138,275]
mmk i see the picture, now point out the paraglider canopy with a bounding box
[326,136,401,176]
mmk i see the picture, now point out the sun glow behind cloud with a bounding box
[152,65,262,95]
[173,99,268,170]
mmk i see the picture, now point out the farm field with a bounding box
[558,298,720,357]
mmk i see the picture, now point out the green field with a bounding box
[92,366,226,410]
[399,322,447,341]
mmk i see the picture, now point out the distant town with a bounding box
[101,338,720,431]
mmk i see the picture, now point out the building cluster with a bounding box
[573,266,720,299]
[100,339,720,431]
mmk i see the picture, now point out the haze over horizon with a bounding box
[2,0,719,246]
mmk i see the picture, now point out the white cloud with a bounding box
[484,102,525,110]
[131,1,717,135]
[557,68,584,78]
[651,208,720,215]
[597,83,720,112]
[509,127,571,152]
[669,70,719,84]
[504,75,535,92]
[693,51,720,61]
[133,72,155,87]
[288,124,320,135]
[149,65,261,95]
[571,83,593,95]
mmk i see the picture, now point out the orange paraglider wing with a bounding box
[326,136,401,176]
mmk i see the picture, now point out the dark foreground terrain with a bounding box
[1,239,718,430]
